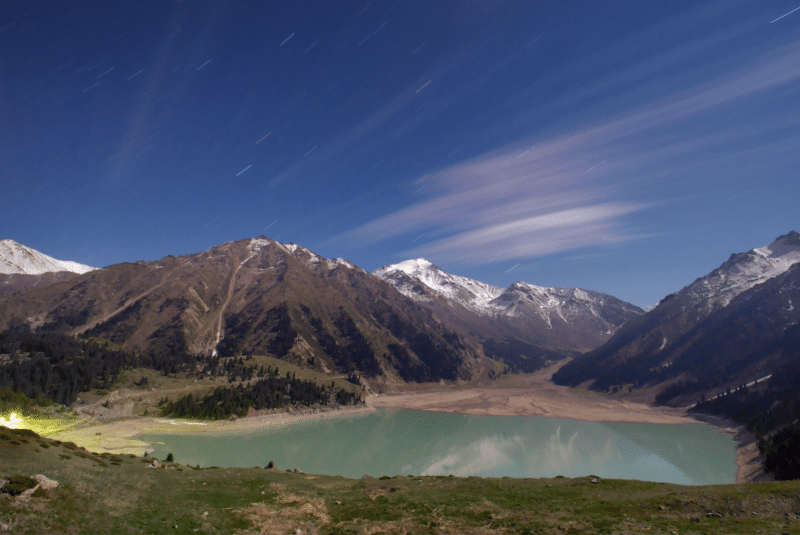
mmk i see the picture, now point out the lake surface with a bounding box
[140,408,736,485]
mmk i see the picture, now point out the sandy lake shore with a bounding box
[49,405,376,458]
[49,362,767,484]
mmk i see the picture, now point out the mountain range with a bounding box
[553,231,800,404]
[2,232,798,399]
[0,237,643,385]
[374,258,643,372]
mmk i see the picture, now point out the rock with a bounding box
[0,521,9,531]
[266,461,276,470]
[590,478,600,484]
[293,468,304,474]
[148,460,161,469]
[706,511,723,518]
[31,474,58,490]
[20,484,40,498]
[658,505,664,511]
[361,474,372,479]
[201,512,208,518]
[690,517,700,523]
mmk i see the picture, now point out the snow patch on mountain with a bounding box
[275,241,357,271]
[374,258,503,312]
[373,259,640,333]
[0,239,96,275]
[679,231,800,310]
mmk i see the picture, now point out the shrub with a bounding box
[1,474,38,496]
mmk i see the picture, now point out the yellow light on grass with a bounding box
[0,412,23,429]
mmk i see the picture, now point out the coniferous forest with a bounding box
[0,327,362,416]
[690,357,800,480]
[160,369,362,420]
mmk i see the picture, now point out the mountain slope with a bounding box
[374,259,644,369]
[553,231,800,400]
[0,240,96,296]
[0,237,496,384]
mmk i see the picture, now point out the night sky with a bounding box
[2,1,799,307]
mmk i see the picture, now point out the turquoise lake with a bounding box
[140,408,736,485]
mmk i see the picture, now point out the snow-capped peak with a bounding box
[0,239,97,275]
[375,258,643,333]
[674,231,800,310]
[374,259,504,311]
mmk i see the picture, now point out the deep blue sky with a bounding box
[2,0,799,307]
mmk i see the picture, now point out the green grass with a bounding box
[2,425,800,534]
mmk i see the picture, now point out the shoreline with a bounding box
[48,405,376,457]
[365,369,769,485]
[367,391,762,484]
[690,413,773,484]
[48,366,767,484]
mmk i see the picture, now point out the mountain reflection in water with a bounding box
[140,408,735,485]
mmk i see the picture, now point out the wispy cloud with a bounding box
[335,32,800,264]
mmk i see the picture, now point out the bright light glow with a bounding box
[0,413,23,429]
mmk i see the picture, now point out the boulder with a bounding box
[265,461,276,470]
[293,468,304,474]
[31,474,58,490]
[20,484,40,498]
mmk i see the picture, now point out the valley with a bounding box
[2,231,799,504]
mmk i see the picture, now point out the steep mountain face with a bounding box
[0,271,83,296]
[553,231,800,402]
[0,238,496,384]
[374,259,644,369]
[0,239,96,275]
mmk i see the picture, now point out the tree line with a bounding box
[0,328,137,406]
[0,327,362,416]
[160,369,362,420]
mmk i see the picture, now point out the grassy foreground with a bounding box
[2,426,800,534]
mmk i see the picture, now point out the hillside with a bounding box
[553,231,800,399]
[0,238,497,385]
[2,425,800,534]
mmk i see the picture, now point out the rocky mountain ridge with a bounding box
[553,231,800,402]
[374,258,644,356]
